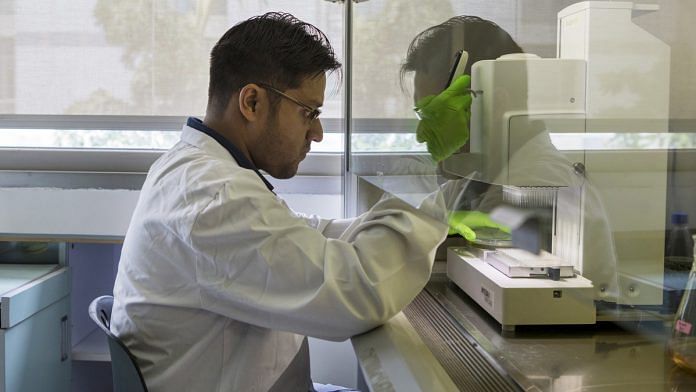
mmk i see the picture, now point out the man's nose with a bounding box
[309,119,323,143]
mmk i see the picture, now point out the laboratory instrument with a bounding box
[445,1,671,329]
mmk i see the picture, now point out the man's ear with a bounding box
[238,84,264,122]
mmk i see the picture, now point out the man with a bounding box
[111,12,461,392]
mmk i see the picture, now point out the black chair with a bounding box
[89,295,149,392]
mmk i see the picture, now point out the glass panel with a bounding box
[0,129,181,149]
[0,125,343,151]
[0,0,344,150]
[0,0,343,117]
[0,1,345,218]
[351,0,696,388]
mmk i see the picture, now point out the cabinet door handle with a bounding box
[60,315,69,362]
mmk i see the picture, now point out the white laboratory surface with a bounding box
[351,312,458,392]
[0,188,140,241]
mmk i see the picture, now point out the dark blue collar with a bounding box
[186,117,274,192]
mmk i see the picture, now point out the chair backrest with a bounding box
[89,295,149,392]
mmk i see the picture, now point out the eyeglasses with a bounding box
[257,82,322,122]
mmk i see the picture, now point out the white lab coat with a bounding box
[111,121,448,392]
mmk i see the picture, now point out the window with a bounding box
[0,0,344,154]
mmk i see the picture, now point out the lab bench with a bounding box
[352,263,696,392]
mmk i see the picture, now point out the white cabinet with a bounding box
[0,187,139,391]
[0,265,70,392]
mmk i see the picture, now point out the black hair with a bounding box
[401,16,522,89]
[208,12,341,115]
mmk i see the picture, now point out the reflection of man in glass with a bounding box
[402,16,620,303]
[402,16,522,103]
[399,16,522,242]
[398,17,522,166]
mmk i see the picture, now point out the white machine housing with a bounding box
[446,1,671,325]
[448,248,596,329]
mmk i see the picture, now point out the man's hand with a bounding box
[448,210,510,240]
[415,75,473,162]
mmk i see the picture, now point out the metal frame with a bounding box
[0,114,414,133]
[342,0,354,218]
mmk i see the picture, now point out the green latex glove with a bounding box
[415,75,473,162]
[448,211,510,241]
